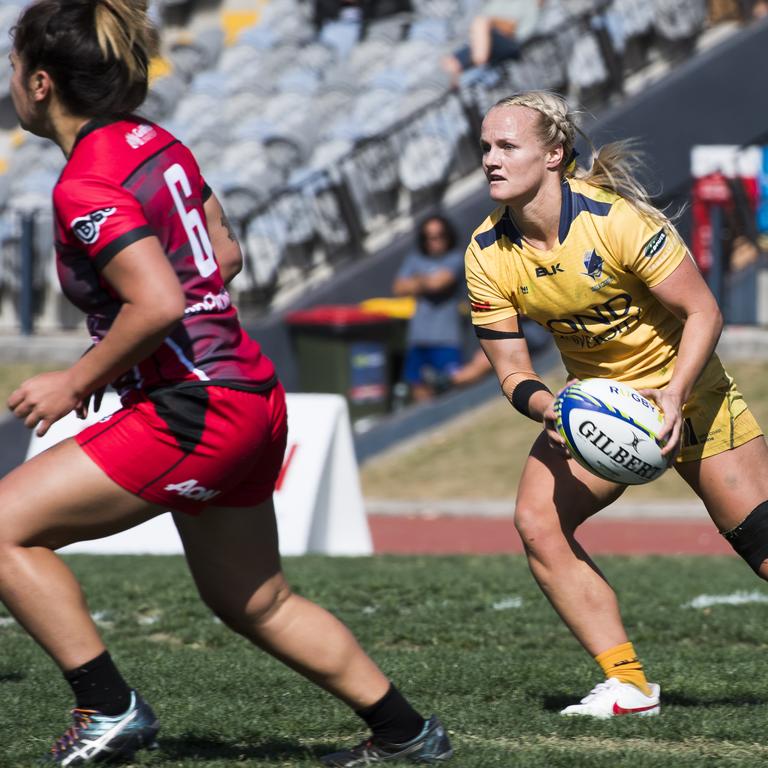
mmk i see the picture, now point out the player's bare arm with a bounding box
[420,268,458,294]
[204,193,243,284]
[8,236,184,436]
[477,315,563,449]
[642,255,724,456]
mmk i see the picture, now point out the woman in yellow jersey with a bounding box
[465,90,768,718]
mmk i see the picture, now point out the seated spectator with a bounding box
[442,0,543,86]
[424,319,552,393]
[393,214,465,402]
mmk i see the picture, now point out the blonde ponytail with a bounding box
[572,139,671,227]
[492,91,672,228]
[94,0,153,84]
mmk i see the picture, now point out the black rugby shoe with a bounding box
[321,715,453,766]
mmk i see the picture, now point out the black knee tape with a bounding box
[723,501,768,573]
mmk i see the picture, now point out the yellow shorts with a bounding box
[677,366,764,463]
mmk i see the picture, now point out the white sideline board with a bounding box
[25,392,372,556]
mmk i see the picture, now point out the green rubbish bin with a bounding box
[285,305,398,423]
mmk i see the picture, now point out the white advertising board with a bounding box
[26,392,371,556]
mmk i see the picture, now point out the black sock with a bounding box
[63,651,132,716]
[356,684,425,744]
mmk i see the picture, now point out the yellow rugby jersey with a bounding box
[466,177,725,390]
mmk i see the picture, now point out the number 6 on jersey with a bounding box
[163,162,217,278]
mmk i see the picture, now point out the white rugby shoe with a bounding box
[560,678,661,719]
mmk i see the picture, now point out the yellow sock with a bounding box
[595,641,652,696]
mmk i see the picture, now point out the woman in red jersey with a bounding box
[2,2,452,765]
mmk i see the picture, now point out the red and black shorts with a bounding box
[76,382,287,514]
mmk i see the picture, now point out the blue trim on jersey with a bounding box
[558,182,613,243]
[475,209,523,249]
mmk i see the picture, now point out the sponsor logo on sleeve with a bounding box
[643,229,668,258]
[125,123,157,149]
[70,208,117,245]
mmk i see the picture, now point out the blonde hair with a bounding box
[94,0,153,84]
[492,91,672,227]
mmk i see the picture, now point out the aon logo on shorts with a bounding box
[165,479,221,501]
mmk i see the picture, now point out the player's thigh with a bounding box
[676,436,768,531]
[0,438,163,549]
[516,431,626,541]
[173,499,286,618]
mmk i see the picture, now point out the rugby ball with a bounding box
[554,378,667,485]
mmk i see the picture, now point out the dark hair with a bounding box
[417,214,458,255]
[13,0,155,117]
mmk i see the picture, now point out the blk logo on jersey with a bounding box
[535,263,564,278]
[71,208,117,245]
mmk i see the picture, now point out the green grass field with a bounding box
[2,554,768,767]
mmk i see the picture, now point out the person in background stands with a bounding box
[442,0,543,87]
[393,214,466,402]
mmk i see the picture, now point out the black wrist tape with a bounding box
[510,379,551,418]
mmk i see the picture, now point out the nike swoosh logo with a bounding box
[612,701,659,715]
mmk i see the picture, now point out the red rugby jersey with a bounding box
[53,117,276,397]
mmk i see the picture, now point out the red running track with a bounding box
[368,515,735,556]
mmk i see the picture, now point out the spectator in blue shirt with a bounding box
[393,214,465,402]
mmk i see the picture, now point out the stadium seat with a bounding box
[222,92,270,125]
[276,66,322,96]
[399,132,454,191]
[220,9,260,46]
[142,72,187,121]
[303,138,355,173]
[296,41,338,72]
[654,0,707,53]
[408,17,454,45]
[347,39,393,79]
[319,17,363,60]
[365,15,410,44]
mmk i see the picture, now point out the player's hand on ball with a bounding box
[8,370,82,437]
[637,386,682,463]
[543,398,570,457]
[544,378,580,458]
